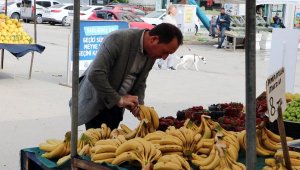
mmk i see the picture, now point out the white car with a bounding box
[141,9,166,26]
[43,3,74,26]
[66,5,103,25]
[0,1,21,19]
[142,9,201,34]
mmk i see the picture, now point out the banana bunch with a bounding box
[195,138,214,155]
[238,127,293,156]
[198,115,212,139]
[90,135,126,163]
[192,145,221,170]
[121,119,150,140]
[112,137,161,168]
[57,144,90,166]
[144,131,166,145]
[215,138,246,170]
[207,120,240,160]
[77,123,112,152]
[39,139,63,152]
[139,105,159,132]
[164,126,203,158]
[262,150,300,170]
[153,154,191,170]
[41,131,71,159]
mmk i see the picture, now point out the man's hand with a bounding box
[117,95,139,109]
[131,106,140,120]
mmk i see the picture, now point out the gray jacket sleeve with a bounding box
[87,33,122,109]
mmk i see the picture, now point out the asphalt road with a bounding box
[0,23,299,170]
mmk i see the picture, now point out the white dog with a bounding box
[175,54,207,71]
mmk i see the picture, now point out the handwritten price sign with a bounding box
[266,68,287,122]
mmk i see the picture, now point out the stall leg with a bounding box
[28,52,34,79]
[1,49,4,69]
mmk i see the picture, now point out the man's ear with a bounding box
[150,35,159,44]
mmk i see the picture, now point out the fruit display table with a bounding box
[0,43,45,58]
[0,43,45,78]
[20,147,266,170]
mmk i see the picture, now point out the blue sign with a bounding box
[79,21,129,61]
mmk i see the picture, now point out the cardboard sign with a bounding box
[266,68,287,122]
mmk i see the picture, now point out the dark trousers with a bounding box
[85,106,124,130]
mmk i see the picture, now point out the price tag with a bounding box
[266,67,287,122]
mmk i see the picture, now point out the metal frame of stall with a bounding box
[69,1,258,170]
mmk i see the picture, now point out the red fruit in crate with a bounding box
[256,118,262,124]
[165,116,175,120]
[224,117,231,124]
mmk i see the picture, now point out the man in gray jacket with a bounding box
[74,23,183,130]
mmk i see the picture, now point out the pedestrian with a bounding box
[209,15,217,37]
[216,7,231,49]
[70,23,183,130]
[272,13,285,28]
[157,5,178,70]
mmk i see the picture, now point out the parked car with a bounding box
[142,10,201,34]
[20,0,61,24]
[88,10,153,30]
[43,3,74,26]
[141,9,166,26]
[0,1,22,19]
[66,5,103,25]
[102,5,146,17]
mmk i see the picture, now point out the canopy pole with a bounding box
[1,0,8,69]
[71,0,80,164]
[245,0,257,169]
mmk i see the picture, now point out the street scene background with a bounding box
[0,23,299,169]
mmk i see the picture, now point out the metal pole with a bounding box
[29,0,37,79]
[71,0,80,164]
[245,0,257,169]
[1,0,8,69]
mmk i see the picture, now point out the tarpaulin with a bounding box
[0,43,45,58]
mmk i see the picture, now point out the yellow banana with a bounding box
[56,154,71,166]
[198,148,211,155]
[39,142,60,152]
[112,151,143,166]
[201,116,212,139]
[124,129,138,140]
[153,161,182,170]
[264,128,293,142]
[144,131,165,141]
[291,158,300,166]
[41,142,66,159]
[115,139,144,157]
[227,144,238,161]
[192,146,216,166]
[262,166,273,170]
[200,150,220,170]
[93,145,117,154]
[120,124,133,134]
[101,123,108,139]
[91,153,116,161]
[46,139,63,145]
[265,158,276,167]
[158,155,181,167]
[173,154,191,170]
[139,105,152,122]
[275,150,300,159]
[148,106,159,130]
[94,158,114,164]
[158,145,183,153]
[237,130,246,151]
[256,134,275,156]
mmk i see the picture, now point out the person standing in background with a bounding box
[216,7,231,49]
[157,5,177,70]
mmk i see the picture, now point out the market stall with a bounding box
[19,0,300,169]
